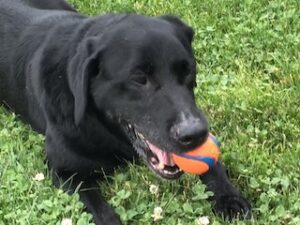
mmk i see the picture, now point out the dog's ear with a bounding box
[160,15,194,45]
[68,38,102,125]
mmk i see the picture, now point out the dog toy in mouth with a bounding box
[172,133,220,175]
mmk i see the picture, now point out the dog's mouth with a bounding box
[123,123,183,180]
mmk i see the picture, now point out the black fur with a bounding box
[0,0,251,224]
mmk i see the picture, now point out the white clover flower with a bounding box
[197,216,210,225]
[61,218,72,225]
[151,206,163,221]
[149,184,159,195]
[33,172,45,181]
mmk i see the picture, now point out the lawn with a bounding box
[0,0,299,224]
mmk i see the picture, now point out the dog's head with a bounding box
[68,15,209,179]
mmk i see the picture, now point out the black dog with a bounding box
[0,0,251,224]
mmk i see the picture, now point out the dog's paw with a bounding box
[213,195,251,220]
[93,214,123,225]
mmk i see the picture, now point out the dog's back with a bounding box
[19,0,76,11]
[0,0,77,131]
[0,0,73,95]
[0,0,33,109]
[0,0,75,72]
[1,0,75,11]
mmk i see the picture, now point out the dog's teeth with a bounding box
[158,162,165,170]
[164,170,173,175]
[137,133,145,140]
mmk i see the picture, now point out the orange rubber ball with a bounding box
[172,133,220,175]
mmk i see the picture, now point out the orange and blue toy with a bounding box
[172,133,220,175]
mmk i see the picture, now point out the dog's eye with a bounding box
[172,60,193,82]
[130,73,148,86]
[176,60,190,76]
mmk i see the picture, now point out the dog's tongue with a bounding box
[147,142,175,167]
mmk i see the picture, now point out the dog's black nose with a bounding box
[170,118,208,150]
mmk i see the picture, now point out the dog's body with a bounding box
[0,0,251,224]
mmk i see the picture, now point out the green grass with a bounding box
[1,0,299,224]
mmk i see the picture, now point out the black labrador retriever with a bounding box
[0,0,251,224]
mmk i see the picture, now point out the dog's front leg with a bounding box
[46,135,122,225]
[77,181,123,225]
[199,161,251,220]
[51,172,122,225]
